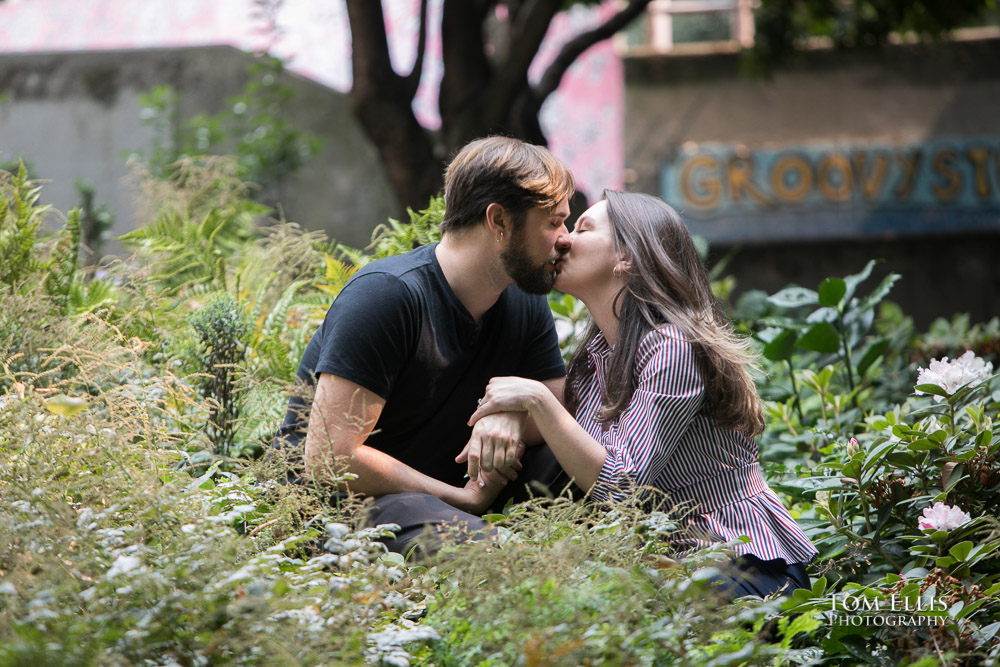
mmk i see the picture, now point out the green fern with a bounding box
[335,194,444,267]
[246,278,315,383]
[44,208,82,311]
[316,253,359,299]
[122,200,265,294]
[68,277,119,316]
[0,162,49,290]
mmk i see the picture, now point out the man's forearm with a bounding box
[345,445,461,500]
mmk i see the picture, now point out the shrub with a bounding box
[5,168,1000,665]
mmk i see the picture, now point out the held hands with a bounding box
[468,377,544,426]
[456,411,527,482]
[453,466,509,515]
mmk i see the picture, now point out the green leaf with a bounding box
[855,272,901,315]
[379,552,405,565]
[955,598,987,619]
[915,383,949,398]
[857,338,890,377]
[763,329,798,361]
[817,277,846,307]
[885,452,917,469]
[772,476,849,493]
[841,259,877,304]
[767,286,818,309]
[817,535,848,560]
[839,635,879,664]
[980,621,1000,639]
[806,306,838,324]
[796,322,840,353]
[949,541,974,561]
[863,440,897,474]
[907,439,940,452]
[966,540,1000,564]
[811,576,828,597]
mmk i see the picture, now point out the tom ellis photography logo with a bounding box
[831,592,948,627]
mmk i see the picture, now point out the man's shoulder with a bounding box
[343,245,437,299]
[353,244,436,282]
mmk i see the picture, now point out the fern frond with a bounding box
[68,277,119,315]
[331,194,445,271]
[0,162,50,290]
[44,208,82,311]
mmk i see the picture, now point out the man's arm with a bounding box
[304,373,505,511]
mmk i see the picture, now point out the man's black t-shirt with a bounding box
[275,243,566,487]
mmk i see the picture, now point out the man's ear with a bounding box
[485,202,508,237]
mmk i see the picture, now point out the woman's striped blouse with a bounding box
[575,327,818,565]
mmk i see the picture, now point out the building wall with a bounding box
[0,46,397,250]
[0,0,626,215]
[624,36,1000,327]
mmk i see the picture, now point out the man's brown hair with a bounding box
[440,136,575,233]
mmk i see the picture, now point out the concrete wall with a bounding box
[0,46,398,252]
[624,36,1000,327]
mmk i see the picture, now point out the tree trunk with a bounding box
[348,0,655,215]
[346,0,440,215]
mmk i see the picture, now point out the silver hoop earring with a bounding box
[496,231,503,242]
[613,267,621,279]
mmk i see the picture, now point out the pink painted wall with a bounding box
[0,0,623,199]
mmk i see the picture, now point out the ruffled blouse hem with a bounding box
[672,490,818,565]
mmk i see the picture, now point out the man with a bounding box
[274,136,575,552]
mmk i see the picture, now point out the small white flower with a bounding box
[106,554,142,579]
[916,351,993,401]
[918,501,972,531]
[76,507,95,529]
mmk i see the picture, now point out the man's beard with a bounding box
[501,231,557,295]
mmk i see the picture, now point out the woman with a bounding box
[468,190,817,599]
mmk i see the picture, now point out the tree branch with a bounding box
[440,0,493,149]
[345,0,400,94]
[485,0,561,123]
[403,0,430,101]
[535,0,655,103]
[345,0,438,214]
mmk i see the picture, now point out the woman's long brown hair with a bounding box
[565,190,764,437]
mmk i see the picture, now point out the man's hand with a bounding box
[450,467,509,515]
[456,411,527,482]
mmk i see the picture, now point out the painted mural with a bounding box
[0,0,624,201]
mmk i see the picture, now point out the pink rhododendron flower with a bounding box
[846,438,860,457]
[916,351,993,401]
[918,502,971,531]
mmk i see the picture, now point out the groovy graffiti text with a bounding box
[665,140,1000,212]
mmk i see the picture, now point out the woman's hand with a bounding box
[468,377,546,426]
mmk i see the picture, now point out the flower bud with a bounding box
[846,437,860,458]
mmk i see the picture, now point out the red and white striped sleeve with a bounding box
[590,330,704,503]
